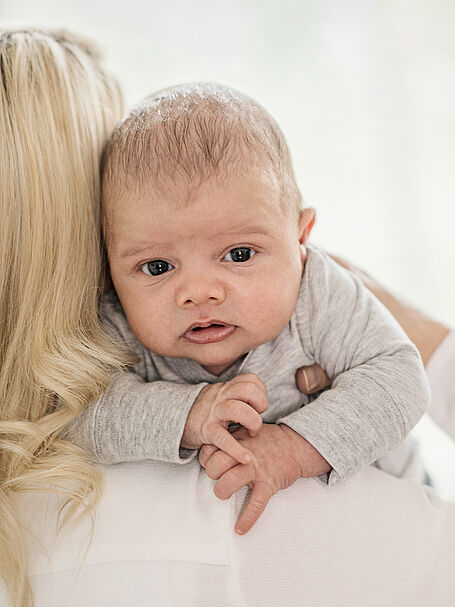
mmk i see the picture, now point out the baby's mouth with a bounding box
[182,321,236,344]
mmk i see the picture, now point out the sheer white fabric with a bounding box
[2,459,454,607]
[2,334,455,606]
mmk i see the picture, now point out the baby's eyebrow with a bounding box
[117,226,269,258]
[214,225,269,237]
[119,241,173,259]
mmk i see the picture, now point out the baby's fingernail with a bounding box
[243,453,251,463]
[235,527,245,535]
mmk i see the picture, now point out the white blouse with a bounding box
[3,459,455,607]
[1,336,455,607]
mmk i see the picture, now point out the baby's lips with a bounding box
[182,319,228,337]
[182,323,236,344]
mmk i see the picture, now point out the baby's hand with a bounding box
[181,373,267,465]
[200,424,328,535]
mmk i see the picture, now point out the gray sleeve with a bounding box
[62,292,207,465]
[64,373,206,464]
[277,247,430,485]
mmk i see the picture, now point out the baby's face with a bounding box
[106,171,308,375]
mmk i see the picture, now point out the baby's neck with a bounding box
[202,354,247,377]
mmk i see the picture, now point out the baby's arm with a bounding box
[65,371,266,465]
[62,370,202,464]
[278,246,430,484]
[63,293,266,465]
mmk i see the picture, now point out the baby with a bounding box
[66,83,430,534]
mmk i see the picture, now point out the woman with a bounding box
[0,27,454,607]
[0,28,131,606]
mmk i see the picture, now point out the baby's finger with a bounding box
[213,462,253,500]
[218,399,263,436]
[205,423,252,465]
[228,372,265,390]
[235,481,274,535]
[199,444,219,468]
[225,374,268,414]
[205,449,238,480]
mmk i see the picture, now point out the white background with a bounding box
[1,0,454,496]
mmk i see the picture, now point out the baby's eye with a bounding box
[223,247,256,263]
[140,260,174,276]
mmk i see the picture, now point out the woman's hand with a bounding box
[295,364,331,394]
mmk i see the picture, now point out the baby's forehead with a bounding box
[102,170,295,247]
[105,165,282,215]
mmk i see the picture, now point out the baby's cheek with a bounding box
[264,282,298,328]
[122,304,158,347]
[126,317,150,348]
[248,300,291,342]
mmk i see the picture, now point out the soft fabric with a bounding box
[65,246,429,484]
[2,460,455,607]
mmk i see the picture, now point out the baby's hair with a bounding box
[0,28,132,607]
[102,82,303,219]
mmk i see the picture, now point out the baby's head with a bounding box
[102,83,315,374]
[103,82,304,221]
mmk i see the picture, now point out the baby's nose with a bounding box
[176,274,226,308]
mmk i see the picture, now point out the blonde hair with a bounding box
[0,28,132,606]
[102,82,302,219]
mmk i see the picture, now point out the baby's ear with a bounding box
[298,207,316,245]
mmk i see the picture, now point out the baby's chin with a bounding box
[135,337,245,374]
